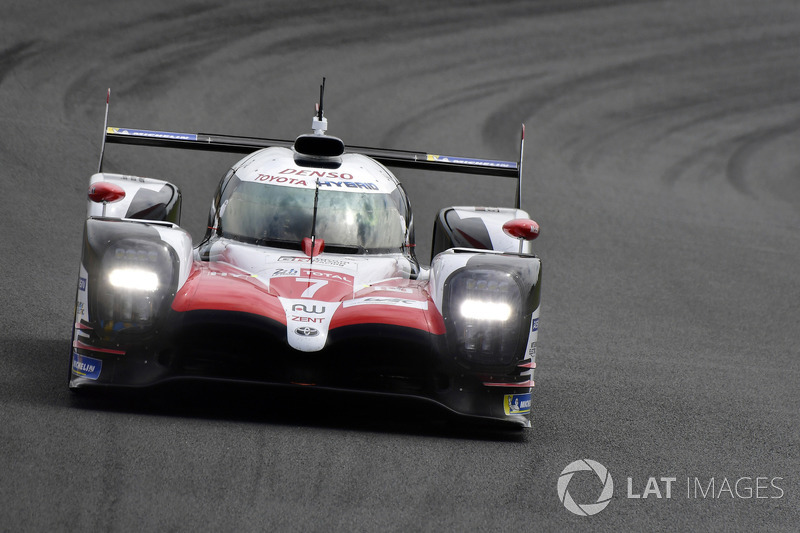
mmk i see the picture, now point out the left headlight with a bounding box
[443,268,525,368]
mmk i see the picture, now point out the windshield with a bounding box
[218,179,407,253]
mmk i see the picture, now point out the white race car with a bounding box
[71,83,542,427]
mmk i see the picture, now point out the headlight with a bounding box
[459,300,512,321]
[108,268,159,291]
[95,238,176,329]
[443,268,524,367]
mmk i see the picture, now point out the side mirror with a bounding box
[502,219,539,240]
[88,182,126,204]
[88,182,126,217]
[502,219,539,254]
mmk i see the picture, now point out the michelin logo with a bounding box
[504,393,531,415]
[72,354,102,380]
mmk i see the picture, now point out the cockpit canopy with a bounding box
[217,177,410,253]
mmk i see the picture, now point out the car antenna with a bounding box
[312,77,327,135]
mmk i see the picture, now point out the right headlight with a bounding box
[443,268,525,367]
[95,238,176,331]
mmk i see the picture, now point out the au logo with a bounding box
[292,303,325,314]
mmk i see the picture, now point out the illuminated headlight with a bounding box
[444,268,524,367]
[95,238,176,329]
[459,300,512,321]
[108,268,159,292]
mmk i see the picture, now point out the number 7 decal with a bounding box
[297,278,328,298]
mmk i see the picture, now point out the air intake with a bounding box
[293,134,345,157]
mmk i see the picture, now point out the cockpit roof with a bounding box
[231,147,401,194]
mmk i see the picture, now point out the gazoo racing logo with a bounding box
[557,460,614,516]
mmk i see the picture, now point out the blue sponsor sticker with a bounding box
[79,277,87,291]
[72,353,102,380]
[531,318,539,332]
[504,393,531,415]
[426,154,516,169]
[107,127,198,141]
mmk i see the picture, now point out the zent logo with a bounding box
[557,459,614,516]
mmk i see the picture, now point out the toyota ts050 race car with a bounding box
[70,85,542,427]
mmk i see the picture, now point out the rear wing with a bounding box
[98,95,526,208]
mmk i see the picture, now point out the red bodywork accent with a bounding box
[73,339,126,355]
[302,237,325,257]
[171,262,445,335]
[171,262,286,324]
[482,380,534,388]
[337,280,445,334]
[88,182,126,203]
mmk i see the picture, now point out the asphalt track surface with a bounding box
[1,1,799,531]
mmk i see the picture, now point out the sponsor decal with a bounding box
[277,256,354,268]
[426,154,516,169]
[280,298,342,352]
[503,393,531,415]
[291,316,324,323]
[279,169,354,180]
[108,127,197,141]
[79,277,87,291]
[531,318,539,332]
[254,174,308,186]
[527,342,537,358]
[318,181,379,190]
[292,303,326,314]
[294,327,319,337]
[208,271,255,279]
[343,297,427,309]
[71,353,102,380]
[300,269,353,284]
[370,286,414,294]
[120,175,146,183]
[272,268,299,277]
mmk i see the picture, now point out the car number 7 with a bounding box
[297,278,328,298]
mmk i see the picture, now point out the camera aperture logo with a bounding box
[557,459,614,516]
